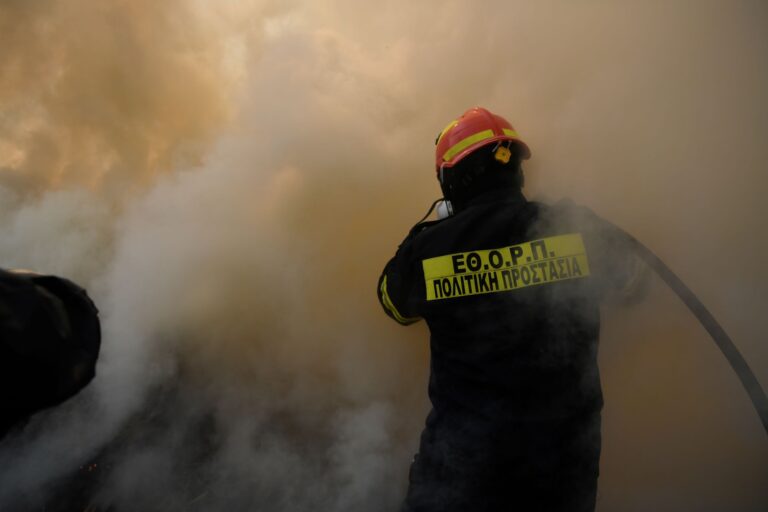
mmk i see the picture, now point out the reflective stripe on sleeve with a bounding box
[379,275,420,325]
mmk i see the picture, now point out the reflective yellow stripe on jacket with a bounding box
[379,275,420,325]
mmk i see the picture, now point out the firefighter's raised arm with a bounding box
[377,226,426,326]
[548,199,651,304]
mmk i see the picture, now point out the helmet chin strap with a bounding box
[437,163,454,216]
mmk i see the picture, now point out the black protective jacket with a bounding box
[378,190,642,512]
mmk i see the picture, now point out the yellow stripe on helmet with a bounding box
[502,128,519,138]
[441,129,495,163]
[436,119,459,146]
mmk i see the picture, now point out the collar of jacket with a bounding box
[462,188,527,210]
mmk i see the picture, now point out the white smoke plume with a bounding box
[0,1,766,511]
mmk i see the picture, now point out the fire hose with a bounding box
[607,221,768,438]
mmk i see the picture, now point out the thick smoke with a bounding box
[0,1,766,511]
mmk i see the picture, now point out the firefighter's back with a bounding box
[403,192,603,512]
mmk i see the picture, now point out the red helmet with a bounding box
[435,107,531,173]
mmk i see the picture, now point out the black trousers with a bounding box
[401,411,601,512]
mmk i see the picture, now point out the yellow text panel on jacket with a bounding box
[422,233,590,301]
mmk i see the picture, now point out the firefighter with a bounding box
[0,268,101,438]
[378,107,646,512]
